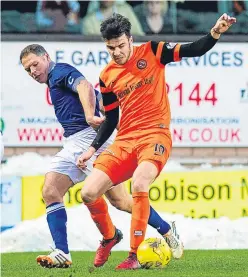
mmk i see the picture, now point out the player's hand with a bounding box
[212,13,236,35]
[77,147,96,170]
[86,116,105,129]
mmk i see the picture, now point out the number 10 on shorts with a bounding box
[154,144,165,156]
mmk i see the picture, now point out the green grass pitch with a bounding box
[2,250,248,277]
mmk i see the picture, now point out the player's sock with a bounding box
[148,206,171,235]
[130,192,150,254]
[84,197,115,240]
[46,202,69,254]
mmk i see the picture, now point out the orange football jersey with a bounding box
[99,41,181,140]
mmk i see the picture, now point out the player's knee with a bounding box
[132,175,152,192]
[42,183,60,204]
[132,164,158,192]
[81,189,98,203]
[132,181,147,192]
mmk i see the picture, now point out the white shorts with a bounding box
[47,127,115,184]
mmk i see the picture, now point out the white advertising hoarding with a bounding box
[0,177,22,231]
[1,42,247,146]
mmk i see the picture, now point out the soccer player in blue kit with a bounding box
[20,44,183,268]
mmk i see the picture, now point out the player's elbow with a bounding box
[195,49,207,57]
[77,80,94,94]
[181,44,209,58]
[187,48,206,57]
[192,45,210,57]
[106,108,119,125]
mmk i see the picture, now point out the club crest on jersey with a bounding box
[137,59,147,69]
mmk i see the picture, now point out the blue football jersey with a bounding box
[47,62,101,137]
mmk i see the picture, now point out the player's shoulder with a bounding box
[136,41,153,55]
[137,41,152,50]
[50,63,74,79]
[99,60,116,88]
[48,63,77,86]
[52,63,81,80]
[54,63,77,74]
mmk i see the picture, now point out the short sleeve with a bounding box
[64,68,85,92]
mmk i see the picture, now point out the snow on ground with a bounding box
[1,153,248,253]
[1,204,248,253]
[1,152,247,176]
[1,153,53,176]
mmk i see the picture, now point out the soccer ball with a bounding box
[137,238,171,269]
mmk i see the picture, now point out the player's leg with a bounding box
[105,183,172,241]
[37,171,73,268]
[104,183,132,212]
[116,161,158,269]
[81,143,136,267]
[81,167,116,240]
[116,132,183,270]
[81,168,123,267]
[37,141,90,268]
[136,133,184,260]
[80,130,118,242]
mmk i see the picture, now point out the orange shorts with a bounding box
[94,131,172,185]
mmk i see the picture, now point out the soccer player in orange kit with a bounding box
[77,13,236,269]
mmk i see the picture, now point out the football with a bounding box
[137,238,171,269]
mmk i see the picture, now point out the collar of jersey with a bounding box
[48,61,56,74]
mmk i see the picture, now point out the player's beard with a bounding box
[125,41,132,63]
[117,41,132,65]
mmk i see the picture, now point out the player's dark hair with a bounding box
[20,44,48,62]
[100,13,131,40]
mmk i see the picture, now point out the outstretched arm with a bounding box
[180,13,237,58]
[151,13,237,65]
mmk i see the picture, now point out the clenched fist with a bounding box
[77,147,96,170]
[212,13,236,37]
[86,116,105,130]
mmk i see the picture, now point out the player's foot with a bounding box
[94,228,123,267]
[115,252,141,270]
[36,247,72,268]
[164,221,184,259]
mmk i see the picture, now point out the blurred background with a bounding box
[0,0,248,252]
[1,0,248,34]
